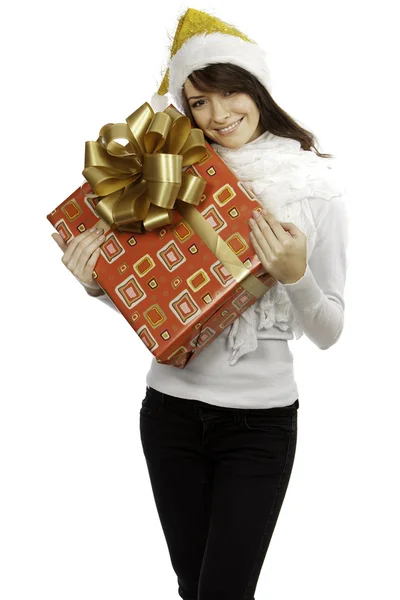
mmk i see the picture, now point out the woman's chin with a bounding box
[218,135,246,148]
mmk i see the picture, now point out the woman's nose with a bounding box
[211,102,230,123]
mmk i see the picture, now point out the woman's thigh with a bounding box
[139,387,214,600]
[198,410,297,600]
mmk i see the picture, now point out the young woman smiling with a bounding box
[53,8,349,600]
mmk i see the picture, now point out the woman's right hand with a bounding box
[51,225,105,294]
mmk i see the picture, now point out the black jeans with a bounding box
[139,385,299,600]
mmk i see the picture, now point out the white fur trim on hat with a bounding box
[168,32,272,110]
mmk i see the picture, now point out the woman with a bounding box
[52,9,348,600]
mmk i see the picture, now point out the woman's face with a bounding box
[183,78,265,149]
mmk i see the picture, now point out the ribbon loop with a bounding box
[177,172,207,206]
[100,123,138,157]
[126,103,155,157]
[180,130,209,166]
[144,112,172,154]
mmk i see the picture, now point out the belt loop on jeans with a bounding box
[233,410,240,424]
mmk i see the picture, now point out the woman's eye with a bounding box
[191,92,235,109]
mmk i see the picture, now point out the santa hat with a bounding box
[151,8,273,113]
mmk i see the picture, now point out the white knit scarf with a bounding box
[211,129,346,365]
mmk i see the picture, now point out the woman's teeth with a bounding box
[217,118,243,134]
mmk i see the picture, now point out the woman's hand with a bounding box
[249,209,307,284]
[51,226,105,294]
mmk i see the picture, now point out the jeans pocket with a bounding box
[140,386,162,415]
[140,402,153,415]
[243,413,294,435]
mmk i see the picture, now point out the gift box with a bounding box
[47,102,277,368]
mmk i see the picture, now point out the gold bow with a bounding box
[82,102,208,233]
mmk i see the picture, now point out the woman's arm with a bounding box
[282,195,349,350]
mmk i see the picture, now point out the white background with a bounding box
[2,0,399,598]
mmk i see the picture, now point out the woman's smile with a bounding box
[215,117,244,135]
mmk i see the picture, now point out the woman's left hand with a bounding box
[249,209,307,284]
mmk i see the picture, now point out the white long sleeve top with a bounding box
[92,193,349,409]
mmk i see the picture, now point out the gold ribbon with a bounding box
[83,102,208,233]
[83,102,271,303]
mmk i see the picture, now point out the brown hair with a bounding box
[181,63,334,159]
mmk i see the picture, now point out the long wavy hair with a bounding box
[180,63,334,159]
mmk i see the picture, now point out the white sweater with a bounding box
[93,193,349,409]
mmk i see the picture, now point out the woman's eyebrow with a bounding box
[188,95,205,101]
